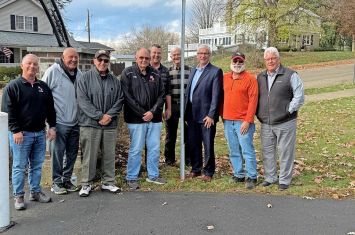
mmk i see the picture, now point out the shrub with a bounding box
[0,66,21,82]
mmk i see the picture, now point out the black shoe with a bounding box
[261,181,274,187]
[245,178,257,190]
[232,176,245,183]
[278,184,289,191]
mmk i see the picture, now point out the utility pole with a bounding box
[86,9,91,43]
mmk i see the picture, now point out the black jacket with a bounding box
[1,76,56,133]
[121,65,165,123]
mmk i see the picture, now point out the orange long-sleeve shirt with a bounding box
[222,71,258,123]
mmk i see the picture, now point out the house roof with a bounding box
[111,54,135,60]
[0,30,113,52]
[0,0,41,9]
[77,41,114,51]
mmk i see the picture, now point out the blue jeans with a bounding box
[224,120,257,179]
[50,124,79,184]
[9,130,46,197]
[126,122,162,181]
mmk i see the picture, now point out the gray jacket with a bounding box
[76,68,124,129]
[41,62,82,126]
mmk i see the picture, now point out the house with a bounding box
[0,0,113,75]
[168,8,322,59]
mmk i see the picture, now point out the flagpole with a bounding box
[179,0,186,181]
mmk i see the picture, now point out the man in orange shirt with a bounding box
[222,52,258,189]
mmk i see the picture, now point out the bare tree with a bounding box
[187,0,225,42]
[118,25,179,60]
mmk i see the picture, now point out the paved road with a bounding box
[298,63,354,89]
[3,191,355,235]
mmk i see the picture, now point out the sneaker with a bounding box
[261,181,275,187]
[127,180,140,190]
[278,184,289,191]
[29,191,51,203]
[79,185,92,197]
[232,176,245,183]
[14,196,26,210]
[101,184,121,193]
[63,181,79,192]
[51,183,68,195]
[246,178,257,190]
[146,177,166,185]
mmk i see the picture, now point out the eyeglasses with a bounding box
[264,57,278,62]
[232,59,244,64]
[197,52,210,55]
[138,56,150,60]
[97,58,110,63]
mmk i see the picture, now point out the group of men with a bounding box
[1,44,304,211]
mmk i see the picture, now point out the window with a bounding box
[302,35,312,46]
[10,15,38,32]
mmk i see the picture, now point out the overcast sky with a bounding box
[62,0,191,43]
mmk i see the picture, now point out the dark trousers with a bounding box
[164,112,190,165]
[50,124,79,184]
[186,109,216,176]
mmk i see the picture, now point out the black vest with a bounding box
[256,65,298,124]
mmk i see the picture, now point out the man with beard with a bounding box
[222,52,258,189]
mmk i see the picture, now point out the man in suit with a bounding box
[185,44,223,182]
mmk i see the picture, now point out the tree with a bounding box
[187,0,225,42]
[118,25,179,60]
[37,0,72,9]
[325,0,355,51]
[227,0,322,47]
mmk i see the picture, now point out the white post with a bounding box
[0,112,10,229]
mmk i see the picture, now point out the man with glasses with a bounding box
[256,47,304,190]
[76,50,124,197]
[222,52,258,189]
[121,48,166,190]
[185,44,223,182]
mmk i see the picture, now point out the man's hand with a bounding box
[47,127,56,140]
[99,114,112,126]
[203,116,214,129]
[143,111,153,122]
[163,109,171,121]
[13,132,23,145]
[240,121,250,135]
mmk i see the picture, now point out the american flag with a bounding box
[0,46,13,59]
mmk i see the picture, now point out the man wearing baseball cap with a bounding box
[222,52,259,189]
[76,49,124,197]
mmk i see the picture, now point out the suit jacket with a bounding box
[185,63,223,123]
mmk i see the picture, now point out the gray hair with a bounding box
[264,47,280,59]
[170,46,181,54]
[197,44,211,54]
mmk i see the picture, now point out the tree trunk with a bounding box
[352,34,355,52]
[268,20,278,48]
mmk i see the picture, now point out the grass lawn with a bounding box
[208,51,355,72]
[124,96,355,199]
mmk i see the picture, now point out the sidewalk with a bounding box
[306,88,355,103]
[4,191,355,235]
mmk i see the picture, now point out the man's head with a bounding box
[93,49,110,74]
[62,47,79,72]
[196,44,211,67]
[150,44,162,66]
[230,52,246,74]
[170,47,181,67]
[21,54,39,80]
[135,48,150,71]
[264,47,280,73]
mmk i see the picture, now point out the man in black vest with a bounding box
[256,47,304,190]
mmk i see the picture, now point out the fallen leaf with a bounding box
[207,225,215,230]
[350,181,355,187]
[314,176,323,184]
[59,199,65,203]
[332,194,340,200]
[162,202,168,206]
[302,196,315,200]
[267,203,272,208]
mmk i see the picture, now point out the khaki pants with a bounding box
[80,127,117,186]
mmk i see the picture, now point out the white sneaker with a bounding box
[101,184,121,193]
[79,185,92,197]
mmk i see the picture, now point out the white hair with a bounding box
[197,44,211,54]
[170,47,181,54]
[264,47,280,59]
